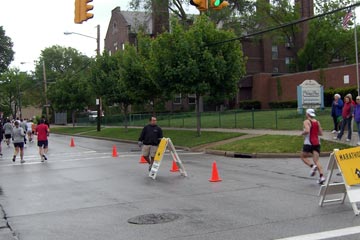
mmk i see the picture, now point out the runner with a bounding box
[12,121,26,163]
[3,118,12,147]
[300,108,326,184]
[20,119,28,145]
[26,119,33,142]
[36,119,49,162]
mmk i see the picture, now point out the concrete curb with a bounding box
[205,149,333,158]
[53,132,334,158]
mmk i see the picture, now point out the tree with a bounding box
[150,16,246,135]
[34,46,93,124]
[297,0,354,71]
[0,26,14,74]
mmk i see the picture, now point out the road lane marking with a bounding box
[0,151,204,167]
[276,225,360,240]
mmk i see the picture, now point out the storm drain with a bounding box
[128,213,182,225]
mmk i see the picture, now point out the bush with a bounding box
[269,100,297,109]
[238,100,261,110]
[324,86,358,107]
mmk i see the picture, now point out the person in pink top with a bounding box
[36,119,49,162]
[334,94,354,142]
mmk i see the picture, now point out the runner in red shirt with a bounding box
[36,119,49,162]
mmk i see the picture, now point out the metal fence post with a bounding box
[252,108,255,129]
[275,110,278,129]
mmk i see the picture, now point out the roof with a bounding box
[117,10,153,34]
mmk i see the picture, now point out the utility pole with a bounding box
[43,61,49,121]
[96,24,101,132]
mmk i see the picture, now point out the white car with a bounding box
[88,111,104,121]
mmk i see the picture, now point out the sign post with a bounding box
[297,80,324,114]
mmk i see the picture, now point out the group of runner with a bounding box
[0,117,50,163]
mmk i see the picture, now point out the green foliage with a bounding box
[36,46,93,125]
[324,86,358,106]
[0,69,35,118]
[297,0,354,71]
[51,127,243,148]
[0,26,14,73]
[238,100,261,110]
[269,100,297,109]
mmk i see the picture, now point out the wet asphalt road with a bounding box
[0,134,360,240]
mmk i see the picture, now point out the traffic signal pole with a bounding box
[96,25,101,132]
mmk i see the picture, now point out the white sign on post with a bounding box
[297,79,324,113]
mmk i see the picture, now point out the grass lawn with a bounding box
[212,134,350,153]
[51,127,244,148]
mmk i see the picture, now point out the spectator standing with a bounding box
[12,121,25,163]
[331,93,343,133]
[300,109,325,184]
[335,94,354,142]
[138,117,163,171]
[353,96,360,145]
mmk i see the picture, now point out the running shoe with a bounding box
[310,165,318,177]
[12,156,15,162]
[43,155,47,161]
[20,160,25,164]
[317,176,326,185]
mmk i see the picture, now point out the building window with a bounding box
[108,50,112,56]
[272,45,278,59]
[285,57,292,65]
[122,43,125,50]
[114,42,118,52]
[173,94,181,104]
[188,94,196,104]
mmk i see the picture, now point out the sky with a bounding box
[0,0,136,72]
[1,1,359,73]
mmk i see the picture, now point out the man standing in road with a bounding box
[138,116,163,171]
[300,109,325,184]
[36,119,49,162]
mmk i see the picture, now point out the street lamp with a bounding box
[64,25,101,131]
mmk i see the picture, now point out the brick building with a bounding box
[104,0,339,111]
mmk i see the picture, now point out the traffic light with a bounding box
[74,0,94,24]
[190,0,208,11]
[210,0,229,10]
[74,0,82,23]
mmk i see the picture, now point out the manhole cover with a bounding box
[128,213,182,225]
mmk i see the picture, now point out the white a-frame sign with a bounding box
[149,138,187,180]
[319,147,360,215]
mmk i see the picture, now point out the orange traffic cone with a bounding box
[139,155,148,164]
[209,161,222,182]
[112,145,118,157]
[170,160,179,172]
[70,137,75,147]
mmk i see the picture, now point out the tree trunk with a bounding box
[123,104,129,131]
[196,93,201,137]
[72,110,76,127]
